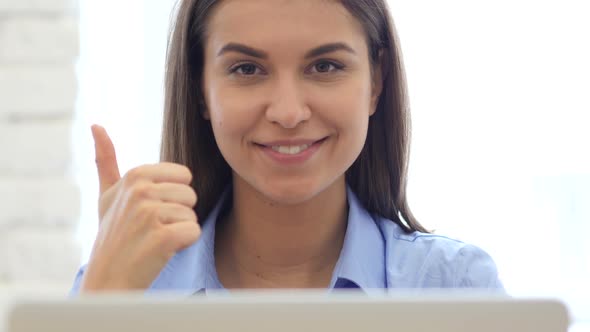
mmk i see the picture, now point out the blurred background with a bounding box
[0,0,588,327]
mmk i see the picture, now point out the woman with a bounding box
[73,0,503,293]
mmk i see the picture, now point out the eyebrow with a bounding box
[216,42,357,59]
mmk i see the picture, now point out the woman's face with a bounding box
[202,0,381,204]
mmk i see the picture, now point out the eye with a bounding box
[309,60,345,74]
[229,63,263,76]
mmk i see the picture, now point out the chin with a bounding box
[254,176,329,206]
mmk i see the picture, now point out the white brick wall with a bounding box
[0,228,80,283]
[0,0,80,290]
[0,0,76,13]
[0,17,79,62]
[0,65,76,116]
[0,178,79,227]
[0,120,72,175]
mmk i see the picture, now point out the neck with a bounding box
[215,177,348,289]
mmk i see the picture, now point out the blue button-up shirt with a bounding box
[71,187,504,294]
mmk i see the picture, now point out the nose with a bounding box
[265,76,311,129]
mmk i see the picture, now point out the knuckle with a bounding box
[136,201,158,221]
[179,164,192,183]
[187,208,197,222]
[124,166,146,185]
[191,222,201,238]
[128,182,153,202]
[187,223,201,241]
[188,187,198,206]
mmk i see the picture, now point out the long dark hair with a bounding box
[161,0,429,233]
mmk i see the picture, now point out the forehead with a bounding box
[205,0,367,55]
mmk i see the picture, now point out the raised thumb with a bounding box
[91,125,121,195]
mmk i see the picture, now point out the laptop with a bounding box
[4,291,570,332]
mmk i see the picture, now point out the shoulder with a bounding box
[375,216,504,290]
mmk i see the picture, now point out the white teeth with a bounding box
[271,144,310,155]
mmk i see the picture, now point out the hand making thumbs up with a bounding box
[80,125,201,291]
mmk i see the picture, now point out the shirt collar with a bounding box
[330,186,386,290]
[149,186,386,293]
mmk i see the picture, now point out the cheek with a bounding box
[311,79,373,139]
[206,82,262,143]
[203,65,258,140]
[320,81,373,171]
[336,99,370,156]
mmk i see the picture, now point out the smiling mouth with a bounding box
[254,137,328,155]
[271,144,310,155]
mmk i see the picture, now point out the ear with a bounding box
[369,50,384,116]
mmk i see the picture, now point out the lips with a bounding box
[254,137,328,164]
[255,137,327,148]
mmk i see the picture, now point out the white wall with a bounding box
[0,0,80,289]
[392,0,590,318]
